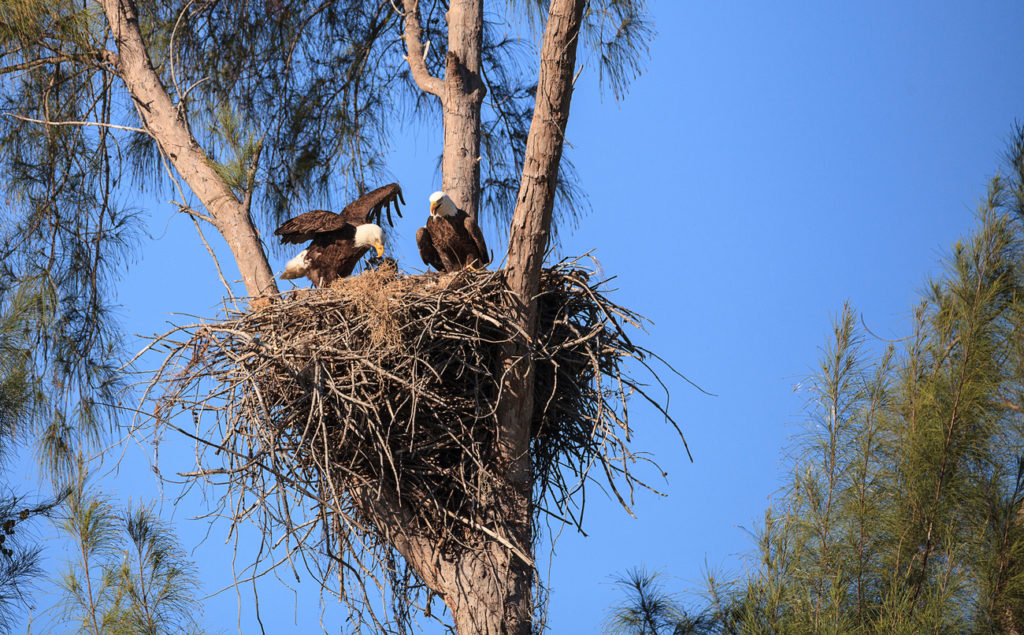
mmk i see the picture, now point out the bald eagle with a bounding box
[275,183,404,287]
[415,192,489,272]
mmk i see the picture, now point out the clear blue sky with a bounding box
[14,1,1024,632]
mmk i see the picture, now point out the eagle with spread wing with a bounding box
[276,183,404,287]
[415,191,489,272]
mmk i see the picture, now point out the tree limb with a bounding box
[0,52,115,76]
[97,0,278,297]
[500,0,586,478]
[0,112,146,133]
[440,0,486,220]
[400,0,443,99]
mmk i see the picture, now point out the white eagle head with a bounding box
[429,191,458,217]
[354,223,385,258]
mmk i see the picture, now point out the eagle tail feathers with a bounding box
[281,250,309,280]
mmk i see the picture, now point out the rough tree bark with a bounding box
[403,0,484,220]
[99,0,278,298]
[400,0,587,631]
[493,0,588,630]
[99,0,586,628]
[440,0,486,220]
[357,485,535,634]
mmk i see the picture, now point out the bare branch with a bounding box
[0,52,116,76]
[98,0,278,297]
[400,0,443,99]
[188,214,237,302]
[1,112,146,134]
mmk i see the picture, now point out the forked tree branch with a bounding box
[400,0,444,99]
[98,0,278,298]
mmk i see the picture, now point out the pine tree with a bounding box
[3,0,665,631]
[55,472,203,634]
[604,567,715,635]
[609,129,1024,634]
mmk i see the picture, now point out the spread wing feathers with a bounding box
[416,227,444,271]
[465,215,490,265]
[274,210,345,244]
[339,183,405,227]
[274,183,404,244]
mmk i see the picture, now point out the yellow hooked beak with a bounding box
[430,199,440,215]
[373,240,385,258]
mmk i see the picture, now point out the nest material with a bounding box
[151,257,684,625]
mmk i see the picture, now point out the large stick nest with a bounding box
[147,257,686,626]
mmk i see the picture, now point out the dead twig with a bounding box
[143,256,687,631]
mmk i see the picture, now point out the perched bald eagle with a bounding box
[415,192,489,272]
[275,183,404,287]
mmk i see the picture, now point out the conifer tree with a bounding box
[608,129,1024,634]
[3,0,661,631]
[55,474,203,634]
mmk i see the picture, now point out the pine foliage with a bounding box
[608,130,1024,634]
[56,474,203,635]
[604,567,713,635]
[0,234,70,630]
[2,0,652,242]
[2,0,139,480]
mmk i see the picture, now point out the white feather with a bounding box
[429,191,458,217]
[280,249,309,280]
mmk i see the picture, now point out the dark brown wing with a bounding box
[427,214,461,272]
[416,226,444,271]
[305,225,360,287]
[274,209,347,244]
[463,214,490,266]
[338,183,405,227]
[311,242,368,286]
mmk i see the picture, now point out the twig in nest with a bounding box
[143,256,688,630]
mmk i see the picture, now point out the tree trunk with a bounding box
[491,0,587,631]
[394,0,586,631]
[99,0,278,298]
[446,548,522,634]
[499,0,587,500]
[353,487,529,634]
[441,0,485,220]
[504,0,586,313]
